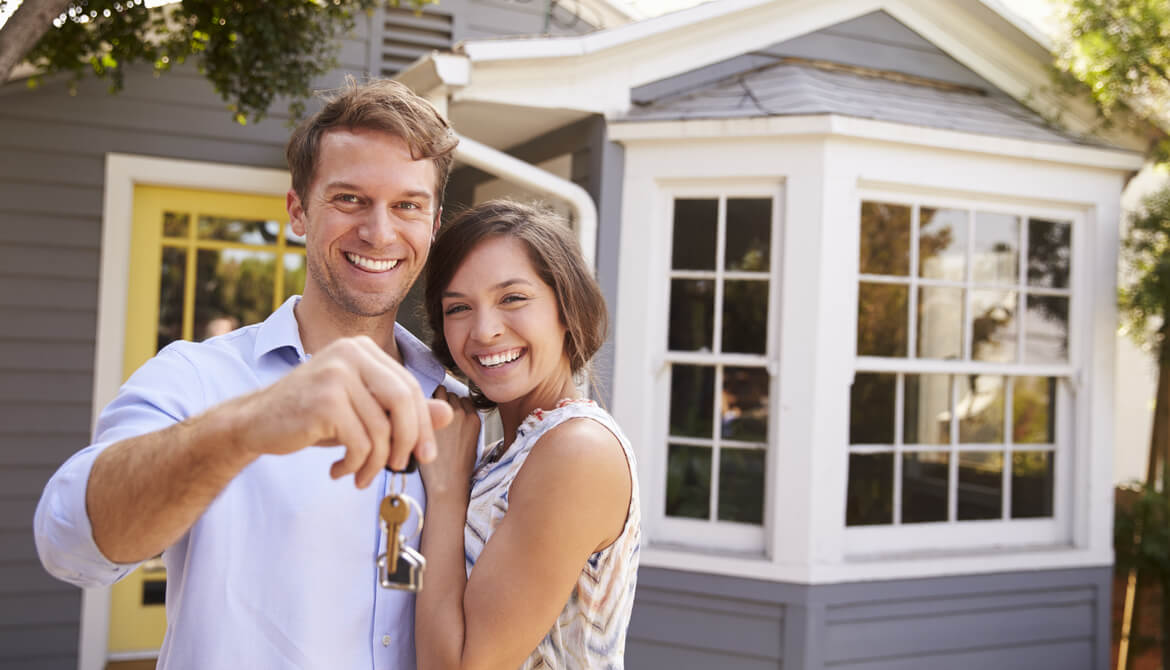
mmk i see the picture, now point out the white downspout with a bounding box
[453,133,598,272]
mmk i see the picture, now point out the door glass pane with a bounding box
[672,199,718,270]
[722,280,768,354]
[970,290,1017,362]
[850,373,895,445]
[194,248,275,340]
[860,202,910,276]
[666,444,711,519]
[917,286,963,359]
[1012,451,1054,518]
[957,451,1003,520]
[972,212,1019,284]
[669,279,714,351]
[725,198,771,271]
[846,453,893,526]
[919,207,966,281]
[1013,376,1056,444]
[904,374,951,445]
[283,254,307,302]
[857,282,908,357]
[958,374,1005,443]
[198,216,280,244]
[902,451,949,523]
[718,448,764,524]
[157,247,186,352]
[722,367,768,441]
[1027,219,1070,289]
[1024,295,1069,364]
[162,212,189,239]
[670,365,714,438]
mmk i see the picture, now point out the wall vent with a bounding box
[381,6,454,77]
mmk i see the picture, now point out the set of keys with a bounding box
[378,460,425,592]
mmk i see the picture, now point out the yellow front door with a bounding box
[108,184,303,657]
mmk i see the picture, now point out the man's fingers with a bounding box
[328,405,372,480]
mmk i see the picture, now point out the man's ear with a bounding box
[431,207,443,243]
[287,188,307,236]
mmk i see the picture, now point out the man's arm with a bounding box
[37,336,452,578]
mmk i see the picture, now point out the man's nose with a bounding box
[358,207,400,248]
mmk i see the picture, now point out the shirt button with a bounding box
[382,635,391,647]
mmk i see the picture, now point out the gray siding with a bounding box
[627,567,1110,670]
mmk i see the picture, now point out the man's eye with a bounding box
[397,201,420,210]
[335,194,360,204]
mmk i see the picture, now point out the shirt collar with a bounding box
[253,296,446,392]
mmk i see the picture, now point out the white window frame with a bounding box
[845,188,1085,557]
[644,179,784,554]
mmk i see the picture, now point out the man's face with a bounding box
[288,128,440,320]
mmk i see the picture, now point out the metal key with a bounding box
[380,543,426,592]
[379,494,410,569]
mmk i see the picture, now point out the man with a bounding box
[34,79,461,669]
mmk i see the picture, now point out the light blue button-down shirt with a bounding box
[34,297,453,670]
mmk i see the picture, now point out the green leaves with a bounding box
[23,0,425,124]
[1120,182,1170,361]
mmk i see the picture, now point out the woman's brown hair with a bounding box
[425,200,608,409]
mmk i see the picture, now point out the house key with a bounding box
[377,475,426,592]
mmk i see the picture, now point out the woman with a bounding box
[416,200,641,670]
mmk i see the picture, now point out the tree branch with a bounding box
[0,0,74,83]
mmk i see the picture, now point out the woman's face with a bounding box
[440,235,571,407]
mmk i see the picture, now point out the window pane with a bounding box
[198,216,280,245]
[1027,219,1070,289]
[666,444,711,519]
[283,254,307,302]
[670,365,715,438]
[668,279,714,351]
[917,286,963,360]
[973,212,1019,284]
[919,207,966,281]
[850,373,895,444]
[1024,295,1069,364]
[957,451,1003,520]
[157,247,186,352]
[722,367,769,441]
[902,451,949,523]
[718,448,765,524]
[857,282,908,357]
[1012,451,1054,518]
[163,211,189,238]
[1013,376,1056,444]
[722,280,768,354]
[958,375,1005,443]
[846,453,893,526]
[971,289,1017,363]
[194,248,275,341]
[904,374,951,445]
[725,198,771,271]
[860,202,910,276]
[672,199,718,270]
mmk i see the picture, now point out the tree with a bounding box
[0,0,429,124]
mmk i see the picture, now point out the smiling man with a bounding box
[34,79,462,669]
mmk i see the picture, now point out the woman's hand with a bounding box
[420,385,481,498]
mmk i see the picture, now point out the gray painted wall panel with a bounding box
[0,404,92,434]
[0,247,100,280]
[0,657,78,670]
[0,372,93,404]
[0,309,96,341]
[825,639,1095,670]
[631,589,783,659]
[0,436,91,467]
[0,278,99,311]
[627,640,780,670]
[0,593,79,626]
[0,214,101,249]
[0,467,60,497]
[0,341,96,373]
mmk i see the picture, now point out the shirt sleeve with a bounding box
[34,343,206,588]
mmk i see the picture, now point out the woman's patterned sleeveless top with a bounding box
[464,398,641,670]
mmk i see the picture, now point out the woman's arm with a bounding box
[415,417,632,670]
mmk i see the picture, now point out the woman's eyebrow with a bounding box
[442,278,534,298]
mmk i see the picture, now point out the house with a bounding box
[0,1,632,667]
[395,0,1157,667]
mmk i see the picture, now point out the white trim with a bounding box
[608,115,1145,171]
[85,154,290,670]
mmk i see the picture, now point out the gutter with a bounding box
[453,133,598,272]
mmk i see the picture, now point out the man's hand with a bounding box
[233,336,454,488]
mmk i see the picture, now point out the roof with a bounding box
[622,58,1101,147]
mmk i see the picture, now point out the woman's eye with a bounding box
[502,294,528,305]
[444,304,468,316]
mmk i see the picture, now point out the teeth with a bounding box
[346,253,399,272]
[477,349,523,368]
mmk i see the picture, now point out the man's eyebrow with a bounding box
[442,278,534,298]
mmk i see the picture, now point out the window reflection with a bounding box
[919,207,966,281]
[722,280,768,354]
[973,212,1019,284]
[957,451,1003,520]
[904,374,951,445]
[957,375,1005,444]
[672,199,718,271]
[917,286,963,360]
[1027,219,1070,289]
[970,290,1017,362]
[669,279,714,351]
[860,202,910,276]
[163,212,189,238]
[198,216,281,245]
[194,249,276,341]
[718,448,765,524]
[666,444,711,519]
[857,282,908,357]
[850,373,896,444]
[1011,451,1054,518]
[1024,295,1068,364]
[670,365,715,438]
[1013,376,1055,444]
[725,198,771,271]
[902,451,949,523]
[157,248,186,352]
[722,367,768,441]
[846,453,893,525]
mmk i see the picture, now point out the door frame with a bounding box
[82,153,290,670]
